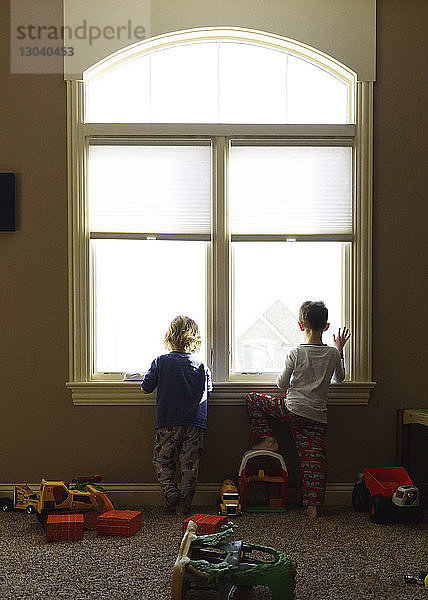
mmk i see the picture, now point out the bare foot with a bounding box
[305,506,318,519]
[252,436,279,452]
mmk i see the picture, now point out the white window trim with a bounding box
[66,29,375,406]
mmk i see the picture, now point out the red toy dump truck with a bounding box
[352,466,423,524]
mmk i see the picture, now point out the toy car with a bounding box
[1,487,38,513]
[0,497,13,511]
[14,485,39,513]
[217,479,242,516]
[352,467,423,524]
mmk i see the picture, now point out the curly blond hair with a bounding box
[164,315,201,353]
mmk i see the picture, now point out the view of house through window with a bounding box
[232,242,346,373]
[81,30,358,382]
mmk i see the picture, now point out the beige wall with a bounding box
[0,0,427,489]
[63,0,376,80]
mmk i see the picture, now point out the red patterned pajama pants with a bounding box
[245,392,327,507]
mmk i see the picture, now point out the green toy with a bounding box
[172,520,297,600]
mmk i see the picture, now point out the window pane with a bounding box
[85,55,151,123]
[231,242,346,373]
[88,144,212,234]
[150,43,219,123]
[92,240,207,373]
[84,40,352,124]
[229,145,352,234]
[219,42,287,123]
[287,56,349,124]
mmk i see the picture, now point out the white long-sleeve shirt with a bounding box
[276,344,345,424]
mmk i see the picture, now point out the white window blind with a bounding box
[88,144,212,234]
[229,145,352,235]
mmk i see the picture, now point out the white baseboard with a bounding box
[0,482,354,507]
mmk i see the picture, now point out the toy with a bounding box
[66,475,104,491]
[239,450,287,513]
[352,467,423,523]
[3,479,114,529]
[182,514,228,535]
[97,510,142,537]
[13,485,39,513]
[0,496,13,511]
[2,476,113,527]
[172,520,297,600]
[1,485,40,514]
[46,514,84,542]
[35,479,114,529]
[404,571,428,589]
[217,479,242,516]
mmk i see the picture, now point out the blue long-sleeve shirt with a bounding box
[141,351,212,429]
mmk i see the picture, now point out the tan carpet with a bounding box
[0,506,427,599]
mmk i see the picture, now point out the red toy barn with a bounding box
[238,450,288,512]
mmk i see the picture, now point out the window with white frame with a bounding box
[67,28,374,403]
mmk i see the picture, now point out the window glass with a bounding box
[287,56,349,124]
[231,242,346,373]
[92,239,207,373]
[85,55,151,123]
[150,43,219,123]
[85,41,350,124]
[219,42,287,123]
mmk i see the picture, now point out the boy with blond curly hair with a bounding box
[142,315,212,515]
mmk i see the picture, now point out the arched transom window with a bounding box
[84,29,355,124]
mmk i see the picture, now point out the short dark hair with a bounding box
[299,301,328,331]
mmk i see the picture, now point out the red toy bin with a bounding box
[182,514,227,535]
[97,510,142,537]
[363,467,413,497]
[46,514,84,542]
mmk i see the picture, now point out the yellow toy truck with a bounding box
[14,484,39,514]
[217,479,242,516]
[8,479,114,530]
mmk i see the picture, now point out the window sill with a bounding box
[66,380,376,406]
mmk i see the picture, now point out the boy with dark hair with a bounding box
[245,300,350,518]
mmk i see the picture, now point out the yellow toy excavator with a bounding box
[11,479,114,529]
[29,478,114,529]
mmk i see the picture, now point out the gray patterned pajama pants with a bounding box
[152,425,204,504]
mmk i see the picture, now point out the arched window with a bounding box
[67,28,374,403]
[84,30,355,124]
